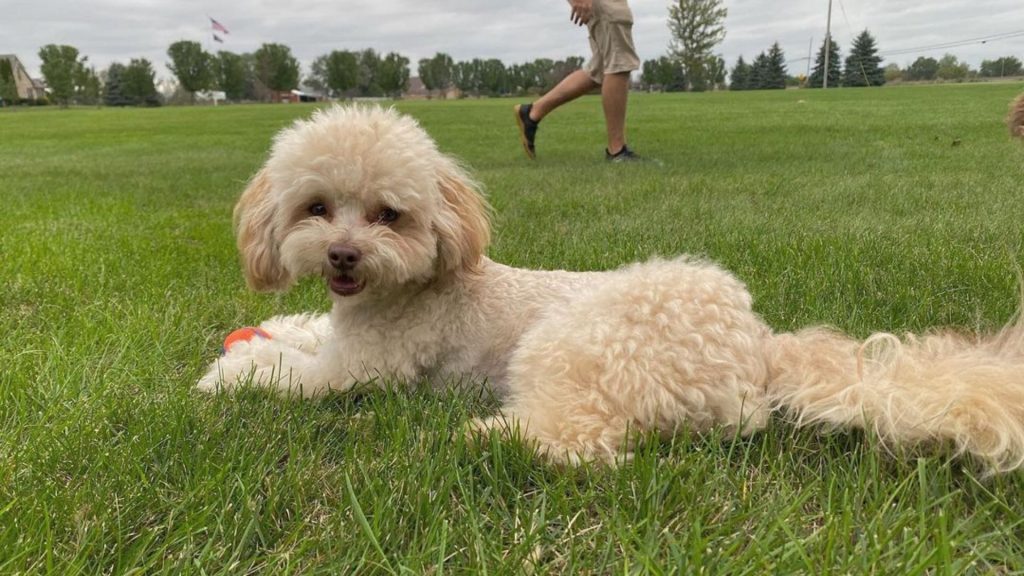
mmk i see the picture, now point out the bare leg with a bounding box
[530,69,600,121]
[601,71,630,154]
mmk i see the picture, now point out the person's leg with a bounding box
[601,71,630,155]
[529,69,600,122]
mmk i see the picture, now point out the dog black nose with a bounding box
[328,244,362,270]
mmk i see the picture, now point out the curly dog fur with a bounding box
[1010,92,1024,139]
[199,106,1024,473]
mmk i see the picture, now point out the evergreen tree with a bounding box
[667,0,727,91]
[842,29,885,87]
[808,36,841,88]
[729,56,750,90]
[764,42,787,89]
[749,52,769,89]
[103,63,132,106]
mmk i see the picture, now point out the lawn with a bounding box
[2,83,1024,574]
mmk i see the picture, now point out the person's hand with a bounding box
[568,0,593,26]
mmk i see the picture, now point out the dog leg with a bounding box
[196,313,338,397]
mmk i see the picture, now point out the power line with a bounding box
[880,29,1024,57]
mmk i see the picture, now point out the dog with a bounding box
[198,105,1024,473]
[1011,92,1024,139]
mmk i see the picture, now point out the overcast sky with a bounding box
[7,0,1024,82]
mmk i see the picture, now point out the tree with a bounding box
[904,56,939,81]
[749,52,769,89]
[74,65,102,106]
[883,63,902,83]
[546,57,584,92]
[309,51,359,98]
[707,54,727,90]
[377,52,410,97]
[0,59,17,104]
[122,58,160,106]
[326,50,360,97]
[729,56,750,90]
[642,57,685,91]
[454,59,482,96]
[357,49,383,96]
[842,30,885,87]
[253,43,300,94]
[38,44,87,107]
[167,40,213,102]
[936,53,970,81]
[808,36,841,88]
[306,55,329,95]
[103,63,131,106]
[215,51,248,101]
[479,59,508,96]
[979,56,1023,78]
[418,52,455,97]
[667,0,727,91]
[762,43,787,89]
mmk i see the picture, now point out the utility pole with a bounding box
[823,0,833,88]
[806,37,813,82]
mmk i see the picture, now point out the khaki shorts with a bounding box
[584,0,640,83]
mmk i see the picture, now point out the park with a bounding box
[2,82,1023,571]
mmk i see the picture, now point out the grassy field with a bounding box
[2,82,1024,574]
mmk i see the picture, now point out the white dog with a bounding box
[199,106,1024,473]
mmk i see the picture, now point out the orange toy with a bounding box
[222,326,272,354]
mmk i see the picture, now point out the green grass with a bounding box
[3,83,1024,574]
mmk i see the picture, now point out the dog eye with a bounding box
[309,202,329,218]
[377,208,400,224]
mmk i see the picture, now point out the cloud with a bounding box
[8,0,1024,81]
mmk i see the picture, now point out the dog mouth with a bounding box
[328,274,365,296]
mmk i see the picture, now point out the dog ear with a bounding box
[233,169,292,291]
[434,160,491,274]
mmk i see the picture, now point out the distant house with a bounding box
[270,89,320,103]
[404,76,461,100]
[0,54,46,100]
[405,77,429,100]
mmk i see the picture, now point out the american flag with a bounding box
[210,18,229,34]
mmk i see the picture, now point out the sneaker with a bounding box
[606,145,640,162]
[514,104,539,159]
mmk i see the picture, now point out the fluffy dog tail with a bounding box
[765,315,1024,474]
[1010,93,1024,139]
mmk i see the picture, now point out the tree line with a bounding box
[15,40,592,107]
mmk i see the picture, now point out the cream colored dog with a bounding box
[199,106,1024,473]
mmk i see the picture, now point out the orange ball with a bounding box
[222,326,271,354]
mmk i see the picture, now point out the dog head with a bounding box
[233,106,491,300]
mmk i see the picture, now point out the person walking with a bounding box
[514,0,641,162]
